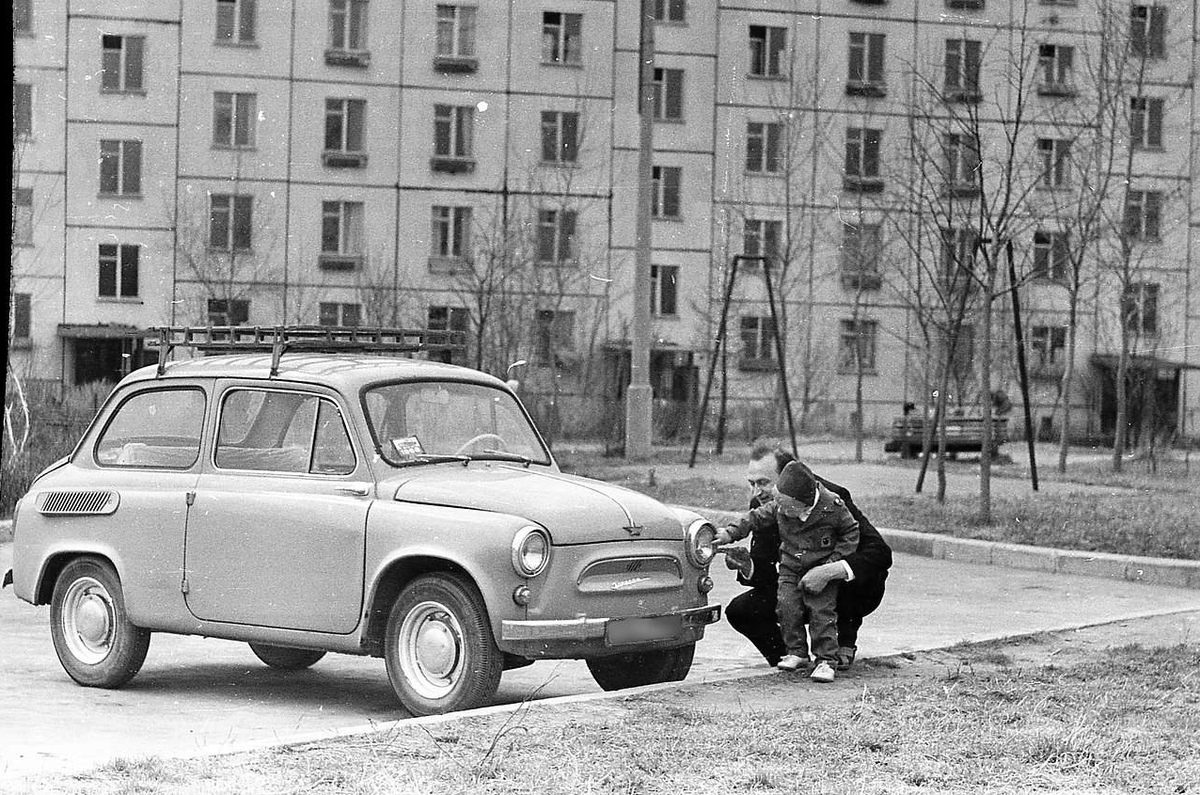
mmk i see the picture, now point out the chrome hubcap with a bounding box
[62,577,115,664]
[398,601,463,699]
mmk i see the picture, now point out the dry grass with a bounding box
[19,641,1199,794]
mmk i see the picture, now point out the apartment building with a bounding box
[11,0,1199,442]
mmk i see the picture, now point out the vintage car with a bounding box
[4,327,721,716]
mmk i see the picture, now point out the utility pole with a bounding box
[624,0,654,459]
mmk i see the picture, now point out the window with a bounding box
[743,218,781,262]
[739,315,776,369]
[652,68,684,121]
[435,4,476,70]
[653,0,685,22]
[15,83,32,137]
[841,224,882,290]
[209,194,253,251]
[324,98,366,159]
[329,0,368,50]
[320,201,364,269]
[319,302,361,327]
[14,0,31,33]
[944,39,982,99]
[838,319,877,372]
[944,133,979,192]
[746,121,781,173]
[1037,138,1071,187]
[99,140,142,197]
[847,32,885,93]
[542,11,581,65]
[1131,97,1164,149]
[541,110,579,163]
[1124,190,1162,240]
[216,0,256,44]
[650,264,678,317]
[537,208,577,264]
[14,188,34,246]
[433,104,474,171]
[213,92,256,148]
[432,205,472,261]
[208,298,250,325]
[1032,231,1070,281]
[1030,325,1066,371]
[1037,44,1074,94]
[845,128,882,188]
[1130,5,1166,58]
[749,25,786,77]
[13,293,32,340]
[98,243,139,298]
[1122,282,1159,335]
[651,166,681,218]
[428,305,470,364]
[535,309,574,361]
[101,35,144,93]
[96,389,206,469]
[941,226,978,300]
[216,390,354,475]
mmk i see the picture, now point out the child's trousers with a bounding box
[777,566,841,662]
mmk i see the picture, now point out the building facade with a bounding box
[11,0,1200,443]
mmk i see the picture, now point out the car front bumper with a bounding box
[499,603,721,659]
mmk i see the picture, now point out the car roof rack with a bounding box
[151,325,467,378]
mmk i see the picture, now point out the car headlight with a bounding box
[685,519,718,568]
[511,526,550,577]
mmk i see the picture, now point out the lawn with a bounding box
[18,630,1198,794]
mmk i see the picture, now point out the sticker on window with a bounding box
[390,436,424,462]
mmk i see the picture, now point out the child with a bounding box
[715,460,859,682]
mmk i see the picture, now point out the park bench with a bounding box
[884,412,1009,459]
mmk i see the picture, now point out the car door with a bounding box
[184,383,370,633]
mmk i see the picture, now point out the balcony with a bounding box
[324,48,371,68]
[840,272,883,291]
[428,256,472,274]
[943,86,982,103]
[845,80,887,98]
[433,55,479,74]
[318,254,363,272]
[843,175,885,193]
[430,156,476,174]
[322,151,368,169]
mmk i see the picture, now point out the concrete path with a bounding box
[4,539,1199,783]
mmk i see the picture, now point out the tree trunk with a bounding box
[1057,293,1079,474]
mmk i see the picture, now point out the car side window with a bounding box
[216,388,354,475]
[95,388,206,468]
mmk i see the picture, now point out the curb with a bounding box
[689,507,1200,590]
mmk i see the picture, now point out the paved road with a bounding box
[4,539,1199,783]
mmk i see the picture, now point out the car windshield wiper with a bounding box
[478,449,533,467]
[392,453,472,467]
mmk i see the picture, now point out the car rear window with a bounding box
[94,387,206,469]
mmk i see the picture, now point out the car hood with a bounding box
[389,464,686,544]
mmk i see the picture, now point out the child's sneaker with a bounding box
[810,660,836,683]
[835,646,857,671]
[776,654,806,672]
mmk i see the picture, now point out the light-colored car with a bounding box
[4,327,721,715]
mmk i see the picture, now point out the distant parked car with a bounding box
[4,327,720,716]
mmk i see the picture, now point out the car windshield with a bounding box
[363,381,551,466]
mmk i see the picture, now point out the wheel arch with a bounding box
[35,550,120,605]
[361,555,477,656]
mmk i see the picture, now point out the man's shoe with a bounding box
[835,646,857,671]
[810,660,836,683]
[776,654,806,672]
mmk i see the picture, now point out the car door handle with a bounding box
[334,484,371,497]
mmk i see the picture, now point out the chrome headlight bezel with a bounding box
[685,519,718,568]
[511,525,550,578]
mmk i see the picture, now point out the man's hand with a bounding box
[800,561,848,593]
[713,527,734,545]
[720,545,753,577]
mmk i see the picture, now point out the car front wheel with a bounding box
[249,643,327,670]
[384,573,503,716]
[586,644,695,691]
[50,557,151,688]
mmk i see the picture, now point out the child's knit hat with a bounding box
[776,460,817,505]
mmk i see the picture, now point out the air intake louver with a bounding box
[37,491,120,515]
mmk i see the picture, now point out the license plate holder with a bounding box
[606,615,681,646]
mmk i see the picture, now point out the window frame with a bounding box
[838,318,878,374]
[15,83,33,138]
[1037,43,1075,93]
[540,110,579,164]
[434,103,474,158]
[844,127,882,181]
[541,11,582,66]
[536,208,577,265]
[101,34,145,93]
[746,121,781,174]
[14,187,34,246]
[209,193,255,252]
[98,139,143,198]
[848,31,885,88]
[431,205,473,261]
[652,67,684,121]
[207,297,251,326]
[840,223,883,290]
[329,0,369,51]
[650,264,679,317]
[320,200,365,257]
[216,0,257,45]
[1130,5,1167,59]
[93,387,208,470]
[739,315,777,370]
[324,97,367,154]
[435,3,476,58]
[213,91,257,149]
[651,165,682,219]
[319,301,362,327]
[1036,137,1072,188]
[1121,282,1160,335]
[98,243,140,299]
[748,25,786,78]
[1130,96,1164,149]
[944,38,982,97]
[1032,230,1070,282]
[652,0,685,23]
[535,309,575,361]
[12,292,32,341]
[1124,190,1162,241]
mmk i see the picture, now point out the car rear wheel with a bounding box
[384,573,503,716]
[586,644,695,691]
[50,558,150,688]
[248,643,327,670]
